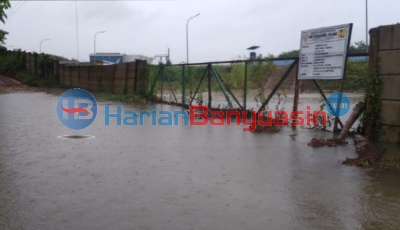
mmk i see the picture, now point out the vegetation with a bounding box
[0,0,10,24]
[276,40,369,58]
[348,41,369,54]
[0,0,10,49]
[278,50,299,58]
[93,93,147,104]
[360,57,384,140]
[152,58,277,92]
[0,29,8,47]
[0,48,66,88]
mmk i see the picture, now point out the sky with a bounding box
[1,0,399,63]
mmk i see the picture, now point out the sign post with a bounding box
[298,23,352,80]
[297,23,353,132]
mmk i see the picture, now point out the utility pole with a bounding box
[186,13,200,64]
[366,0,369,52]
[94,31,106,64]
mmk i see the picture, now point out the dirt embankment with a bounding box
[0,75,30,93]
[341,135,397,169]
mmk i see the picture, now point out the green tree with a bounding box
[278,50,299,58]
[277,40,368,58]
[348,40,368,53]
[0,29,8,46]
[0,0,11,48]
[0,0,11,24]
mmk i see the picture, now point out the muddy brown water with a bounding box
[1,92,400,230]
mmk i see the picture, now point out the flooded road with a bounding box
[1,92,400,230]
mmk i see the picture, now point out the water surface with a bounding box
[0,92,399,230]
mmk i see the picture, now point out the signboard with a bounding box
[298,23,352,80]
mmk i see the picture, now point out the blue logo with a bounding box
[325,92,351,117]
[56,88,97,130]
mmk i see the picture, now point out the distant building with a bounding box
[59,60,80,66]
[89,53,153,65]
[89,53,124,64]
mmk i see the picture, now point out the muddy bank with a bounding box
[342,135,400,170]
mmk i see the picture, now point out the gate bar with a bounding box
[189,65,209,105]
[210,65,233,108]
[163,67,178,103]
[312,80,344,128]
[258,59,298,112]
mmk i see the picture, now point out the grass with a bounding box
[343,156,400,171]
[93,93,148,104]
[15,71,58,88]
[3,69,152,106]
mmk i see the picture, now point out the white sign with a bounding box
[298,23,352,80]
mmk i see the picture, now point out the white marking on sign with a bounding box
[298,24,352,80]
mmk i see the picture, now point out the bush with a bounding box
[16,71,51,87]
[0,50,25,77]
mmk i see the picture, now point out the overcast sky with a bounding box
[2,0,399,63]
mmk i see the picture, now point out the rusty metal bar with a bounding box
[163,67,178,103]
[189,65,209,105]
[258,59,298,112]
[334,23,353,132]
[210,65,233,108]
[208,64,212,110]
[244,61,248,110]
[312,80,344,129]
[163,53,367,67]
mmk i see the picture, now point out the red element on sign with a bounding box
[60,105,90,114]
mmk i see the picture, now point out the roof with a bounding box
[90,53,125,56]
[247,46,260,50]
[59,60,79,65]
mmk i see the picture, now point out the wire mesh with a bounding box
[148,54,368,133]
[297,55,369,131]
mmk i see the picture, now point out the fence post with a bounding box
[293,59,300,113]
[364,27,380,138]
[182,65,186,105]
[77,64,81,89]
[124,63,129,95]
[333,23,353,133]
[244,61,248,110]
[134,60,139,93]
[87,65,90,90]
[21,51,26,71]
[33,53,38,76]
[208,64,212,110]
[160,65,164,101]
[26,52,31,72]
[53,61,58,85]
[69,66,72,88]
[112,64,117,94]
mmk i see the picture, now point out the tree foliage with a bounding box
[348,41,369,53]
[0,0,11,47]
[276,40,369,58]
[0,0,11,24]
[278,50,299,58]
[0,29,8,45]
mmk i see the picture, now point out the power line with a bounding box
[8,1,27,18]
[7,1,23,16]
[75,0,79,61]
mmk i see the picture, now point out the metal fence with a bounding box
[147,53,369,132]
[297,53,369,132]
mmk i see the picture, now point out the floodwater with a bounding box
[160,90,365,131]
[1,92,400,230]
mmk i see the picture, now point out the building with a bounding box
[89,53,154,65]
[59,60,80,66]
[89,53,124,64]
